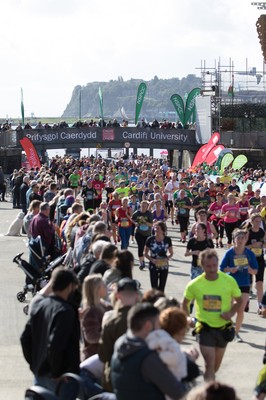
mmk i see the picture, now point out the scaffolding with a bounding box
[197,58,266,131]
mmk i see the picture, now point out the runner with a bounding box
[182,249,242,381]
[144,221,173,292]
[174,189,192,243]
[220,229,258,342]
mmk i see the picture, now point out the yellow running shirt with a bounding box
[184,271,241,327]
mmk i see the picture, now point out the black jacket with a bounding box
[20,182,29,205]
[111,332,186,400]
[20,295,80,378]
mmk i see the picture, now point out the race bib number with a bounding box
[203,295,222,312]
[252,247,262,257]
[120,219,129,227]
[234,255,249,271]
[139,225,149,231]
[156,259,168,268]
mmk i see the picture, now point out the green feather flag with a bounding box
[232,155,248,170]
[184,88,201,126]
[135,83,147,125]
[220,153,234,173]
[170,94,185,126]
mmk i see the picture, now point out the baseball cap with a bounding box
[117,278,138,292]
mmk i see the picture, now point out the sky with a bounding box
[0,0,264,118]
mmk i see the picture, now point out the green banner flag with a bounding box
[220,153,234,173]
[21,88,25,126]
[184,87,201,126]
[170,94,185,126]
[232,154,248,170]
[215,148,232,170]
[135,82,147,125]
[99,86,104,121]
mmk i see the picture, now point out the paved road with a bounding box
[0,202,265,399]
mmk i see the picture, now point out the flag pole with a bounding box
[79,87,82,120]
[21,88,25,127]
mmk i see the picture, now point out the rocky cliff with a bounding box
[61,75,201,121]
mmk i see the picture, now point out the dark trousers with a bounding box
[12,188,20,207]
[213,219,224,239]
[149,266,168,292]
[135,232,148,257]
[178,215,189,233]
[224,221,239,244]
[0,183,6,200]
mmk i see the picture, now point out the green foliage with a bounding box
[62,76,201,119]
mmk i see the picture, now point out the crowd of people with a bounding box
[2,153,266,399]
[2,117,192,132]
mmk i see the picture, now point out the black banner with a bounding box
[22,127,196,147]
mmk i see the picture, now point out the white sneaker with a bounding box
[131,239,134,244]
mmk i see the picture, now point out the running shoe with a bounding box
[235,333,243,343]
[139,261,145,271]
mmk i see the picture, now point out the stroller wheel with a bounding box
[17,291,26,302]
[23,305,29,315]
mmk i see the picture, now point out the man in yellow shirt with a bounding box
[220,169,231,185]
[182,249,242,381]
[115,181,131,200]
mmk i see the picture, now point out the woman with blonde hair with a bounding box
[221,193,240,247]
[80,274,109,360]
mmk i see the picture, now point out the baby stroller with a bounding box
[13,235,65,315]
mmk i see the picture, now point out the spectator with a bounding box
[20,268,81,397]
[30,202,56,259]
[187,381,240,400]
[98,277,140,391]
[0,166,7,201]
[103,249,134,287]
[80,274,109,360]
[111,302,187,400]
[20,175,30,214]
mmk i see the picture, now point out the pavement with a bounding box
[0,200,265,400]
